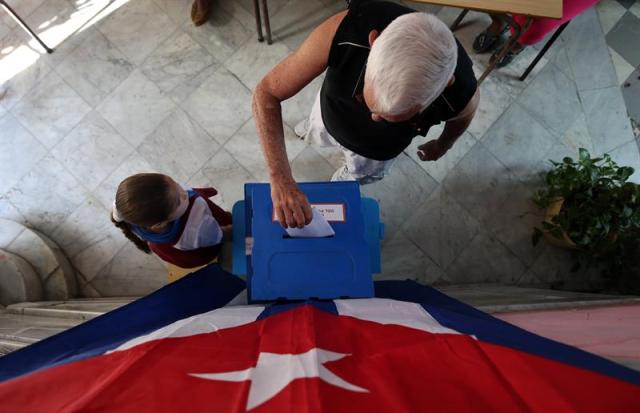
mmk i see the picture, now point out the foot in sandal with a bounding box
[473,21,507,53]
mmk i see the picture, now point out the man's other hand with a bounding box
[271,179,313,228]
[417,139,449,161]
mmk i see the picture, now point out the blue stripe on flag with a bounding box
[0,265,246,383]
[374,280,640,386]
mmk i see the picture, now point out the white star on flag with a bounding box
[190,347,368,410]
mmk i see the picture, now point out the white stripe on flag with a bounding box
[108,305,265,353]
[334,298,461,336]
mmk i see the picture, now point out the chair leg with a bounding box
[261,0,272,45]
[519,21,570,81]
[0,0,53,53]
[450,9,469,31]
[253,0,264,42]
[478,15,531,84]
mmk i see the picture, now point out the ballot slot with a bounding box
[282,233,334,239]
[282,208,336,239]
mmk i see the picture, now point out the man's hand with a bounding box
[271,179,313,228]
[417,87,479,162]
[417,139,450,161]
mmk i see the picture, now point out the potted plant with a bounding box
[532,148,640,290]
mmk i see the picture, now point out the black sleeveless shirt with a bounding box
[320,0,477,161]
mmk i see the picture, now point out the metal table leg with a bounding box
[478,15,531,84]
[519,20,569,81]
[253,0,264,42]
[0,0,53,53]
[261,0,272,45]
[450,9,469,31]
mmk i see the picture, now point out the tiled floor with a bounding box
[1,0,639,297]
[596,0,640,142]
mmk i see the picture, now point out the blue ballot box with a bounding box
[232,182,383,301]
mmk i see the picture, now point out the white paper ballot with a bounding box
[285,208,335,238]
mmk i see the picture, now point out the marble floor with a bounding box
[1,0,639,297]
[598,0,640,132]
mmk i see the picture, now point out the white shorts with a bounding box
[304,93,395,183]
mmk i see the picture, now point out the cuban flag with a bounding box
[1,265,639,412]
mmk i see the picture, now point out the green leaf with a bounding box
[542,221,556,230]
[580,235,591,245]
[551,228,564,240]
[617,167,634,181]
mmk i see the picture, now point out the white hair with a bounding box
[364,13,458,116]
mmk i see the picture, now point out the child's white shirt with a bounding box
[174,197,223,251]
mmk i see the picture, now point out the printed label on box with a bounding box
[311,203,345,222]
[272,203,346,222]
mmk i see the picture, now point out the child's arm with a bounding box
[222,225,233,242]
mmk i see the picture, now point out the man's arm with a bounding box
[252,11,347,228]
[417,87,480,161]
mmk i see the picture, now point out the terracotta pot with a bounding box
[543,198,579,250]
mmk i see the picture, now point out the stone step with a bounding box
[0,339,27,356]
[0,332,39,345]
[440,284,640,313]
[0,219,77,300]
[0,249,43,306]
[0,306,82,356]
[6,298,136,321]
[0,300,130,356]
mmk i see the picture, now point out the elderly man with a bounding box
[253,0,479,228]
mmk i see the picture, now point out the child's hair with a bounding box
[111,173,180,254]
[111,216,151,253]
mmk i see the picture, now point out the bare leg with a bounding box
[473,14,508,53]
[486,16,532,71]
[486,14,507,34]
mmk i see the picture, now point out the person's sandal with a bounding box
[191,0,210,27]
[473,27,507,54]
[490,46,524,68]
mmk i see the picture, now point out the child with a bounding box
[111,173,232,268]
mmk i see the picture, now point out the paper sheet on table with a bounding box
[285,208,335,238]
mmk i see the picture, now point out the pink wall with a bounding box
[496,304,640,360]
